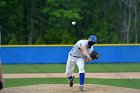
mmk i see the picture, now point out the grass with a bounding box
[4,78,140,89]
[2,63,140,73]
[2,63,140,89]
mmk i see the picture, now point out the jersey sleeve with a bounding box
[88,46,94,53]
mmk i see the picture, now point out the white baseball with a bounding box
[72,21,76,25]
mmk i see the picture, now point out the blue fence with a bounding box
[1,45,140,64]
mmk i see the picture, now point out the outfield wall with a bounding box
[1,44,140,64]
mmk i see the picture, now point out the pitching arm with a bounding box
[80,45,92,62]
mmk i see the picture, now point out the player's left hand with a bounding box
[90,51,99,60]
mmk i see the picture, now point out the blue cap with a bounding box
[89,35,97,43]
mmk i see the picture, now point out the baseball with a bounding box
[72,21,76,25]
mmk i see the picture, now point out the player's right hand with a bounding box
[86,57,92,62]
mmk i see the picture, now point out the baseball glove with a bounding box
[90,51,99,60]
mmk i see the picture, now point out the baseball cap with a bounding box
[89,35,97,43]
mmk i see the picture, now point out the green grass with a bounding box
[2,63,140,73]
[2,63,140,89]
[4,78,140,89]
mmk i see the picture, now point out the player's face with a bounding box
[88,41,95,48]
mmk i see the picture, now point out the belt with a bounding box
[70,53,77,57]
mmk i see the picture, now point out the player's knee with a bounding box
[79,67,85,73]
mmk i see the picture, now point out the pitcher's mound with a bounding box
[1,84,140,93]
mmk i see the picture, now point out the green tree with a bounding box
[9,34,18,44]
[0,0,140,44]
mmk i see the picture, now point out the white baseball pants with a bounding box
[65,54,85,77]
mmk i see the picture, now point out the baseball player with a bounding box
[65,35,98,92]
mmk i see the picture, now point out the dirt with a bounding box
[4,72,140,79]
[1,72,140,93]
[1,84,140,93]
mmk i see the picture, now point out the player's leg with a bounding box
[0,33,3,90]
[65,60,75,78]
[76,58,85,91]
[0,64,3,90]
[65,60,75,87]
[65,60,76,77]
[65,55,76,87]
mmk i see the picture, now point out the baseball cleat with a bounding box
[79,85,84,92]
[69,76,74,87]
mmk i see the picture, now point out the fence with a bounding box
[1,44,140,64]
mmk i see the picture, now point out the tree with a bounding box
[118,0,140,43]
[9,34,18,44]
[0,0,140,44]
